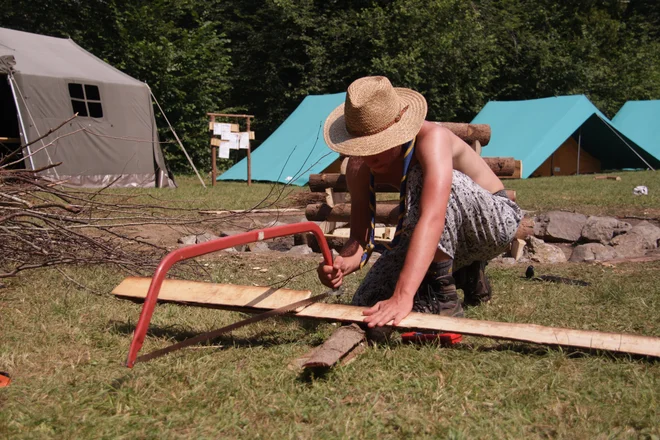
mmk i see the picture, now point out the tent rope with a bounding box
[597,115,655,171]
[147,86,207,188]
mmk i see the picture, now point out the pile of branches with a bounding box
[0,115,313,281]
[0,167,179,278]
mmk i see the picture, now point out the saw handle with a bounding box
[126,221,333,367]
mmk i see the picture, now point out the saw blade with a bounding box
[133,287,342,364]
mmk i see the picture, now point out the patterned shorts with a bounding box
[352,166,523,307]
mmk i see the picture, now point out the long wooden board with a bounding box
[112,277,312,312]
[296,304,660,357]
[113,278,660,358]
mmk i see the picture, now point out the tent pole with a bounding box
[247,116,252,186]
[577,129,581,176]
[148,88,207,188]
[8,74,35,171]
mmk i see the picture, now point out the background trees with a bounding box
[2,0,658,172]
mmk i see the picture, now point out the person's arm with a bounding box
[317,157,371,288]
[363,124,453,326]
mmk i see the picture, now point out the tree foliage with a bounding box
[1,0,658,172]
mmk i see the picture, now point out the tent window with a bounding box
[68,83,103,118]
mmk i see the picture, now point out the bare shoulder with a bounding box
[414,121,458,160]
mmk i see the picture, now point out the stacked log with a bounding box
[434,122,491,146]
[309,157,520,193]
[306,202,398,224]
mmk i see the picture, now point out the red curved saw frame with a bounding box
[126,222,333,368]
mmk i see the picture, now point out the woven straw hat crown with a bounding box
[324,76,427,156]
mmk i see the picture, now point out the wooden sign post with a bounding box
[208,113,255,186]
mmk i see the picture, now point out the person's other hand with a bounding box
[318,255,344,289]
[362,294,413,327]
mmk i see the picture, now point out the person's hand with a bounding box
[318,255,344,289]
[362,293,413,327]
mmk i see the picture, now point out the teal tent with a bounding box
[471,95,659,178]
[218,93,345,186]
[612,101,660,160]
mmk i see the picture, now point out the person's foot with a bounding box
[454,261,492,307]
[414,273,464,317]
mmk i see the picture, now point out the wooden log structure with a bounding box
[306,202,398,223]
[308,157,519,193]
[434,122,491,146]
[113,277,660,358]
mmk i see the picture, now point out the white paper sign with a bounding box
[239,132,250,150]
[222,132,240,150]
[218,144,230,159]
[213,123,232,136]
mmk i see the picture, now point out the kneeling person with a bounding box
[317,76,522,328]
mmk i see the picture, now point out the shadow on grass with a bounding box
[109,320,306,349]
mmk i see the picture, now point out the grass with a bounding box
[504,170,660,217]
[1,171,660,438]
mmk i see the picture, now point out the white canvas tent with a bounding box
[0,27,174,187]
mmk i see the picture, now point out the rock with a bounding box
[268,236,295,252]
[581,216,631,244]
[195,232,219,243]
[534,211,587,243]
[526,236,567,264]
[499,257,517,265]
[178,235,197,245]
[287,244,314,255]
[611,221,660,258]
[220,230,248,252]
[569,243,618,262]
[246,241,270,253]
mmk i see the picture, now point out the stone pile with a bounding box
[177,211,660,265]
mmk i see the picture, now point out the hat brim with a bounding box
[323,88,428,157]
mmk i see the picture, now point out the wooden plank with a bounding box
[303,324,365,368]
[294,304,660,358]
[114,278,660,358]
[112,277,312,311]
[510,238,526,261]
[594,175,621,181]
[0,137,20,143]
[329,227,391,240]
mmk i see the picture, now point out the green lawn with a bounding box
[1,171,659,438]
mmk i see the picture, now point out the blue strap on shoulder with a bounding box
[359,138,415,268]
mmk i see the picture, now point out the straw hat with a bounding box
[324,76,427,156]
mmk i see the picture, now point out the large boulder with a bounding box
[526,236,567,264]
[534,211,587,243]
[569,243,618,262]
[611,221,660,258]
[581,216,631,244]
